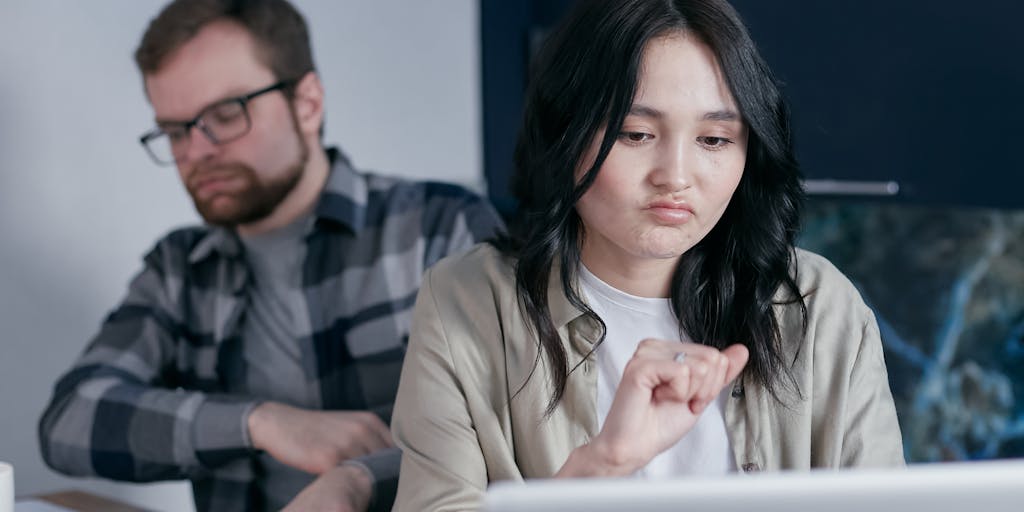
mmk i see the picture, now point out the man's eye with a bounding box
[209,105,245,124]
[165,128,188,143]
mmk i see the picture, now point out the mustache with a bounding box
[185,163,252,190]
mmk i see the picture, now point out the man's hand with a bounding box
[248,402,393,474]
[282,464,373,512]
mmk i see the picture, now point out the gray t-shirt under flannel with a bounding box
[239,213,319,509]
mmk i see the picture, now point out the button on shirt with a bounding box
[38,148,506,512]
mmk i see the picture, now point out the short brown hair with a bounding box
[135,0,315,82]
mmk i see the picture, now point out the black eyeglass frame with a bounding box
[138,80,293,165]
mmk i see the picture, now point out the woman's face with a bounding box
[575,34,747,296]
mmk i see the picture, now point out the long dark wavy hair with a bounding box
[492,0,808,414]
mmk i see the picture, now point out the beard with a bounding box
[185,126,309,227]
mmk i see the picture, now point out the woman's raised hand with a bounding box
[556,339,748,478]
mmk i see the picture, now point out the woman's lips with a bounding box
[645,201,695,224]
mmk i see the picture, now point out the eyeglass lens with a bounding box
[144,100,251,164]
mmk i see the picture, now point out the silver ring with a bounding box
[673,352,687,364]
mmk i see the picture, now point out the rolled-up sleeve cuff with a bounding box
[192,396,260,467]
[345,446,401,512]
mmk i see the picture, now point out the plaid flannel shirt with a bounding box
[38,148,505,511]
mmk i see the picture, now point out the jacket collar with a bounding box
[547,259,603,350]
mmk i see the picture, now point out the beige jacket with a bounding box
[392,244,904,511]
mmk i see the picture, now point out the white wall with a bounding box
[0,1,481,510]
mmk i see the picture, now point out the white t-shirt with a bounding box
[579,265,735,478]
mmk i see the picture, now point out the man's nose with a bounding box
[180,123,219,164]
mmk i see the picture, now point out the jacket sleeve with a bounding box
[38,238,258,482]
[391,267,490,511]
[840,309,906,467]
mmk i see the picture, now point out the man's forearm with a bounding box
[40,370,258,481]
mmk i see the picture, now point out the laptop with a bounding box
[483,459,1024,512]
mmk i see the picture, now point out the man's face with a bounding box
[144,20,308,227]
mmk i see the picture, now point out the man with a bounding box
[37,1,503,510]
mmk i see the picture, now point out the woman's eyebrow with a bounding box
[627,104,741,122]
[628,104,663,119]
[702,109,741,122]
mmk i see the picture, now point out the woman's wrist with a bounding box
[556,438,637,478]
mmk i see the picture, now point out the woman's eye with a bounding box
[618,131,654,144]
[698,136,733,148]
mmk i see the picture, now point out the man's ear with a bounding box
[290,71,324,137]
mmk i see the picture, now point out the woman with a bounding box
[391,0,904,509]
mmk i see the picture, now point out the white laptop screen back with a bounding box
[484,459,1023,512]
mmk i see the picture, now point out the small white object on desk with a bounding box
[14,501,74,512]
[0,462,14,512]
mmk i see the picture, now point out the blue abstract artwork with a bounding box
[800,200,1024,462]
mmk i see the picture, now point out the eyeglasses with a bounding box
[139,81,291,166]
